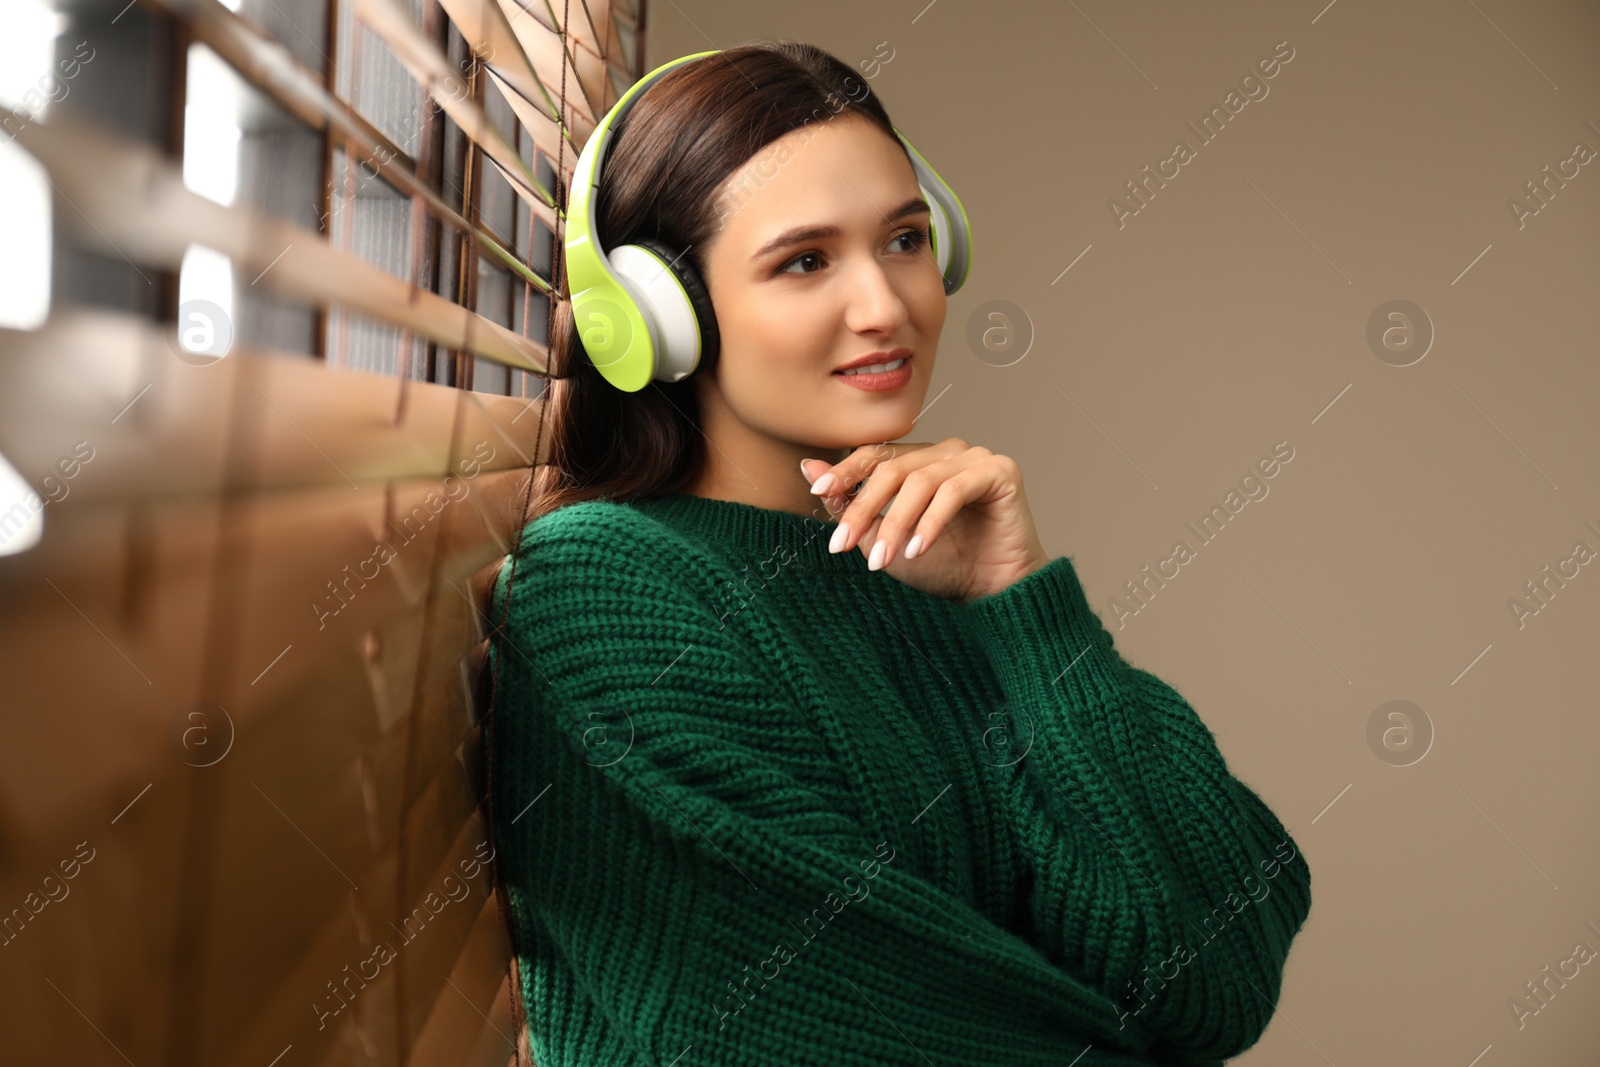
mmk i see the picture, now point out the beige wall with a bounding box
[647,3,1600,1064]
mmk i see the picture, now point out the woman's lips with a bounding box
[832,355,912,392]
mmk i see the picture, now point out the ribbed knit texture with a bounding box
[488,492,1312,1066]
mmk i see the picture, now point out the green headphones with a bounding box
[562,49,974,393]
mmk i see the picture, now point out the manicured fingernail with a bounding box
[810,472,837,495]
[867,539,887,571]
[800,459,815,484]
[829,522,850,554]
[904,534,923,560]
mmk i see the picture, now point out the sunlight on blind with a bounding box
[182,44,244,206]
[0,142,50,332]
[0,0,61,331]
[0,449,44,556]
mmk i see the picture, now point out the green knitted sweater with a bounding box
[487,491,1311,1066]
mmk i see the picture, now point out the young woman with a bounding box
[483,40,1311,1067]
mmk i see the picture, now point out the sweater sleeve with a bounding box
[487,507,1206,1067]
[957,556,1313,1063]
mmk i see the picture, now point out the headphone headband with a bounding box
[564,49,973,392]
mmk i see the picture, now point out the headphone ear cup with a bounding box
[625,236,720,382]
[919,186,954,283]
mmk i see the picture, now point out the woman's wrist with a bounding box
[961,547,1052,603]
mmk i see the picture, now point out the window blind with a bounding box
[0,0,645,1063]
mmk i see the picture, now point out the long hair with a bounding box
[480,40,911,1065]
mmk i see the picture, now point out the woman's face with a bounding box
[696,111,947,464]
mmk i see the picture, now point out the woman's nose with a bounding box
[844,262,911,333]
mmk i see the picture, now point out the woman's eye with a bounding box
[892,227,931,253]
[778,251,825,275]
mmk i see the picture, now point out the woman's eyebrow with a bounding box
[749,196,931,261]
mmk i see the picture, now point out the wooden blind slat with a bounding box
[11,117,551,372]
[351,0,561,215]
[540,0,621,114]
[0,309,542,504]
[483,0,604,132]
[141,0,560,296]
[404,894,516,1067]
[436,0,599,135]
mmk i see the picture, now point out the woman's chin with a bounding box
[808,415,921,451]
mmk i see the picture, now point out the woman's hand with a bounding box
[799,438,1052,603]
